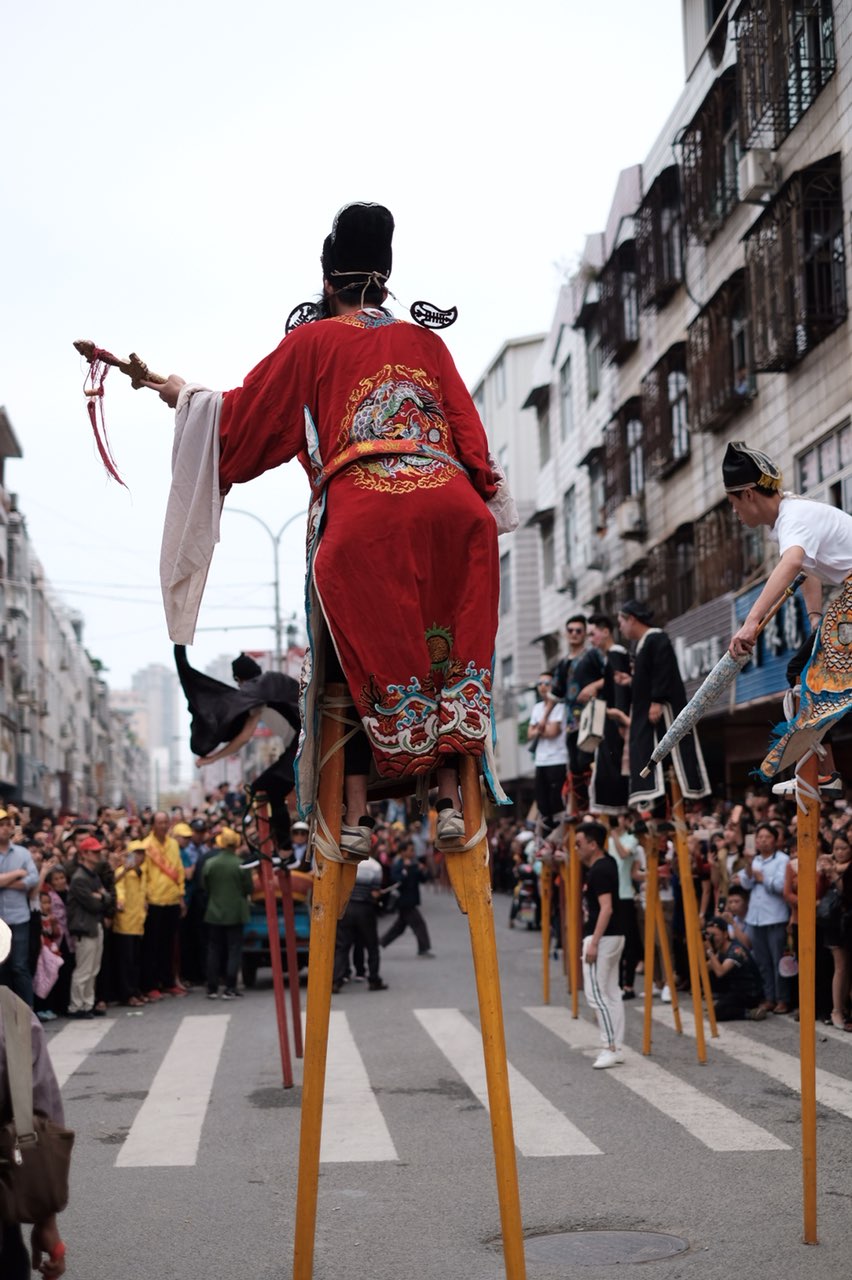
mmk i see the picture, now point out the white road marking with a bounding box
[650,1005,852,1121]
[415,1007,601,1157]
[47,1018,115,1089]
[116,1016,229,1167]
[316,1010,398,1162]
[527,1005,788,1152]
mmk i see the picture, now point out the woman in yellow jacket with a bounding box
[113,841,148,1006]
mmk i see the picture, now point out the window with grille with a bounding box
[797,419,852,507]
[559,357,573,441]
[500,551,512,615]
[599,240,639,365]
[744,154,846,372]
[604,398,643,516]
[586,322,602,401]
[681,69,740,245]
[694,502,764,604]
[537,404,551,466]
[642,345,690,478]
[637,167,683,310]
[563,488,576,567]
[736,0,836,149]
[540,515,555,587]
[687,271,755,433]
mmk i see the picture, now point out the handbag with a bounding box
[577,697,607,753]
[816,884,842,929]
[0,987,75,1224]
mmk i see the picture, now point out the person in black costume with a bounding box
[175,648,300,850]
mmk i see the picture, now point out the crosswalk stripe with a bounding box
[115,1015,230,1167]
[48,1018,115,1089]
[317,1011,398,1162]
[527,1006,788,1152]
[414,1007,601,1157]
[649,1005,852,1121]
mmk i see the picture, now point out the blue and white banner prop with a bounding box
[640,652,748,777]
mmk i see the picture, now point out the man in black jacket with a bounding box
[67,838,115,1020]
[380,841,433,957]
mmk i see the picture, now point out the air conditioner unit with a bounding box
[738,148,779,203]
[585,540,607,572]
[615,496,646,540]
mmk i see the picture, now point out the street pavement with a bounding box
[48,885,852,1280]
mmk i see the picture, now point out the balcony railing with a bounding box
[598,241,639,365]
[642,345,689,478]
[681,69,739,245]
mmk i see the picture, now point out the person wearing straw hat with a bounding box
[0,920,68,1277]
[723,440,852,785]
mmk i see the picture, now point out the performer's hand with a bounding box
[729,620,758,659]
[613,671,632,687]
[143,373,186,408]
[648,701,663,725]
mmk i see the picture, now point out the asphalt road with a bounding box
[47,885,852,1280]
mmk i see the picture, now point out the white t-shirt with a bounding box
[529,701,569,766]
[769,494,852,585]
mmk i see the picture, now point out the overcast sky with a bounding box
[1,0,686,701]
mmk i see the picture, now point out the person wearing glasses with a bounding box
[527,673,569,836]
[545,617,603,813]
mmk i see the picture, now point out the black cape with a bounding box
[626,629,709,809]
[174,645,300,757]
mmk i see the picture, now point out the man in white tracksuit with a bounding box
[577,821,625,1070]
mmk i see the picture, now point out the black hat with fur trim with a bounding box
[321,202,394,284]
[722,441,783,493]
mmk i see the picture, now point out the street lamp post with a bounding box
[224,507,308,668]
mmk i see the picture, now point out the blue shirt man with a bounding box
[0,810,39,1007]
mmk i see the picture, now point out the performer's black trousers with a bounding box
[534,763,567,834]
[142,903,181,992]
[114,934,144,1002]
[381,906,431,954]
[334,899,381,984]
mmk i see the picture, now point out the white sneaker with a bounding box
[436,807,465,846]
[340,823,372,859]
[613,1048,626,1064]
[661,985,672,1004]
[592,1049,618,1069]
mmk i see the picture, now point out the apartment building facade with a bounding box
[526,0,851,790]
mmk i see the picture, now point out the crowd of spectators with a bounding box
[0,785,259,1017]
[486,784,852,1030]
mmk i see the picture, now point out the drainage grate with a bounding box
[525,1229,689,1266]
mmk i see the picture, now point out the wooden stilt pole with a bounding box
[641,835,658,1056]
[277,864,304,1058]
[557,868,569,981]
[293,683,348,1280]
[695,925,719,1040]
[568,826,581,1017]
[797,752,819,1244]
[668,773,707,1064]
[655,895,682,1035]
[540,853,552,1005]
[444,757,526,1280]
[255,800,294,1088]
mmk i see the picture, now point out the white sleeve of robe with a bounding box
[160,383,224,644]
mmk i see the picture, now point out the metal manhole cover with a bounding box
[525,1230,689,1266]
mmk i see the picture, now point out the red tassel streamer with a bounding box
[83,353,128,487]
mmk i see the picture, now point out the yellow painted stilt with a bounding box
[655,895,683,1035]
[293,683,349,1280]
[567,826,581,1018]
[669,773,707,1064]
[444,757,526,1280]
[540,853,552,1005]
[641,835,658,1056]
[797,752,819,1244]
